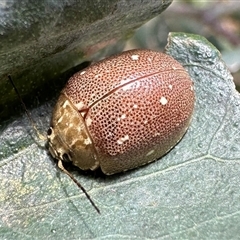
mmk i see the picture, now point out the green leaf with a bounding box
[1,32,240,239]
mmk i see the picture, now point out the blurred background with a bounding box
[125,0,240,92]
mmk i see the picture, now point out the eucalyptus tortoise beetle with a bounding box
[47,49,194,176]
[9,49,194,214]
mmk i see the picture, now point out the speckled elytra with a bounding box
[48,49,194,175]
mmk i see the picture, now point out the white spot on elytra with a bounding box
[86,117,92,127]
[144,120,148,124]
[190,85,194,91]
[117,135,130,145]
[146,149,155,156]
[147,57,152,63]
[117,113,127,122]
[117,114,126,121]
[95,73,102,78]
[133,104,138,109]
[122,84,132,91]
[131,54,139,60]
[168,84,173,90]
[160,96,168,105]
[121,114,126,119]
[80,71,86,75]
[75,101,85,110]
[120,79,129,85]
[172,65,179,70]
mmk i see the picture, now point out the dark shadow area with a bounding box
[1,61,91,123]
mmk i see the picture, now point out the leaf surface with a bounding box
[0,32,240,239]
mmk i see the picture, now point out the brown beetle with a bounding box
[48,49,194,176]
[9,49,194,213]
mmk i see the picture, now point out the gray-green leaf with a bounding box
[0,32,239,239]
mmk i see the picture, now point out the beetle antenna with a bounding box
[8,75,100,214]
[9,75,100,214]
[58,160,101,214]
[8,75,46,141]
